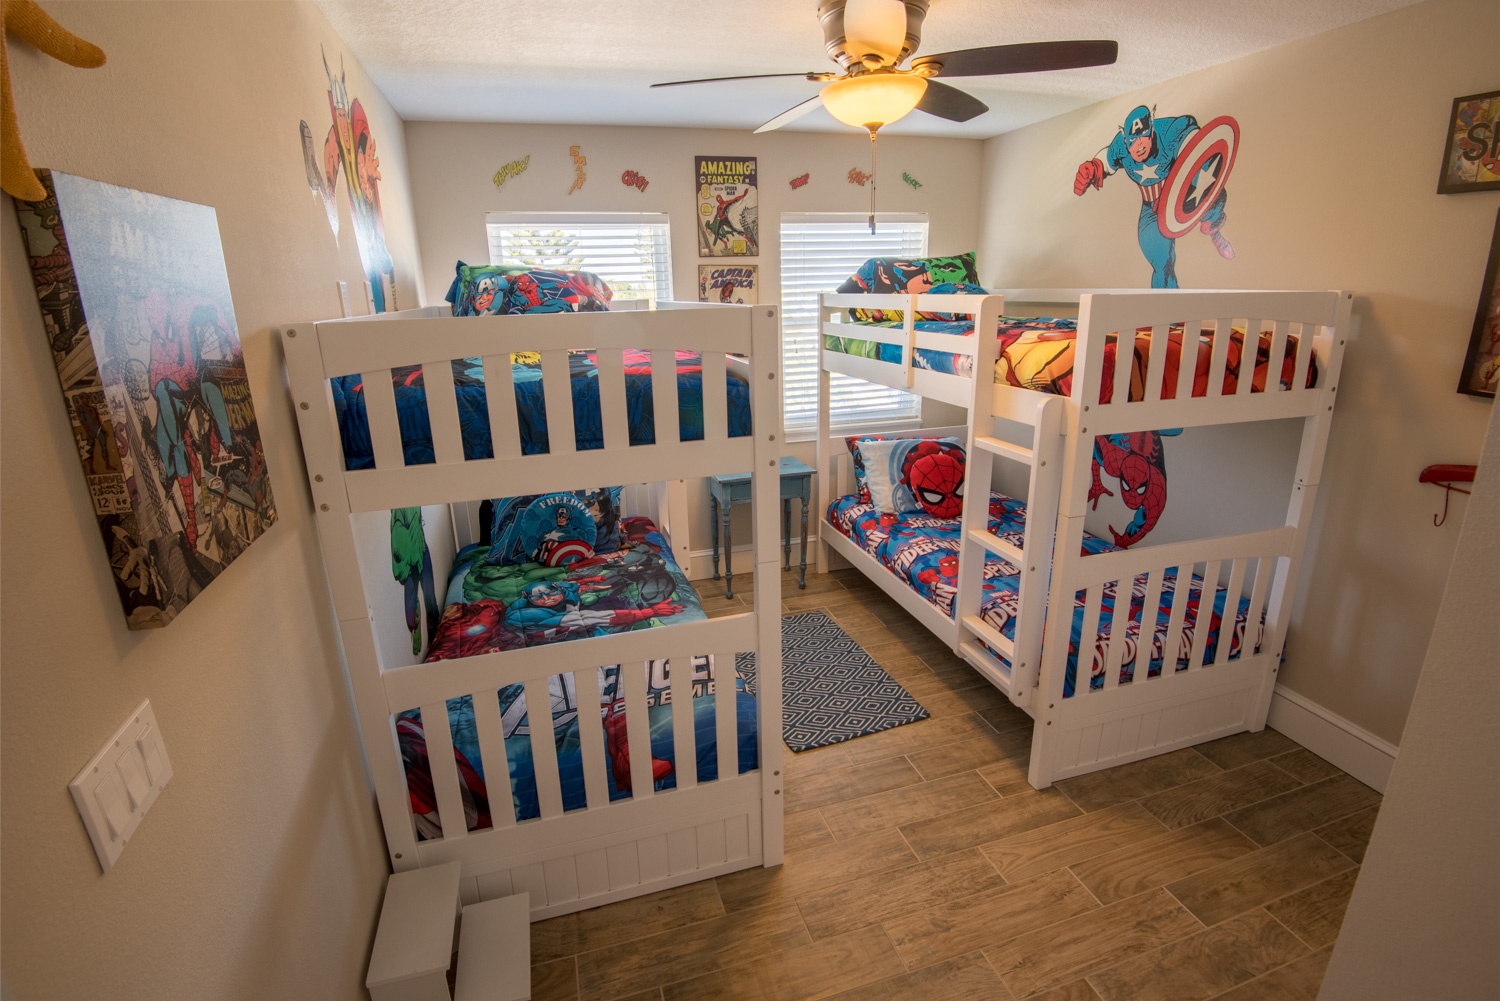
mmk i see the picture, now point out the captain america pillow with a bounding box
[485,487,623,566]
[446,261,528,316]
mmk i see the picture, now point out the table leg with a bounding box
[782,498,791,571]
[710,496,720,580]
[723,501,734,600]
[799,489,809,589]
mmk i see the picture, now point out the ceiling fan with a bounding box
[652,0,1117,229]
[652,0,1118,134]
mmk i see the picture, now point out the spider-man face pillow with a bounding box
[856,437,967,518]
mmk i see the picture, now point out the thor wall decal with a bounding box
[299,48,396,312]
[15,171,278,629]
[1074,105,1239,288]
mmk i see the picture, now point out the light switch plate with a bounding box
[70,700,172,873]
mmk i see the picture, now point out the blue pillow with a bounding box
[485,487,623,566]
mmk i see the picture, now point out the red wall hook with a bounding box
[1419,464,1477,526]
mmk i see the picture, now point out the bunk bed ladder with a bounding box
[954,295,1066,707]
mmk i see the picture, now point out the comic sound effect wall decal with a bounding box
[568,145,588,195]
[901,172,923,189]
[847,167,872,186]
[789,173,811,189]
[493,156,530,190]
[621,169,649,192]
[1073,104,1238,289]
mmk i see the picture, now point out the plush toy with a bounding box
[1,0,105,202]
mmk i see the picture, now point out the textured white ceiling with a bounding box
[315,0,1422,138]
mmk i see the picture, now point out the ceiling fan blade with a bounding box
[915,80,988,123]
[911,40,1118,78]
[651,72,828,88]
[843,0,908,63]
[754,95,826,134]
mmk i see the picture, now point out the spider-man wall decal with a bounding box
[902,440,966,518]
[1089,429,1182,548]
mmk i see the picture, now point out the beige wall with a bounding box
[404,120,982,555]
[973,0,1499,745]
[0,3,424,999]
[1319,396,1499,999]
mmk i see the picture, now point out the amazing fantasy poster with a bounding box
[695,156,758,258]
[698,265,759,304]
[15,171,277,629]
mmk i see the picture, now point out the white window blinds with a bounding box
[486,212,673,303]
[780,214,928,439]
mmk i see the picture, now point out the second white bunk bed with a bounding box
[281,299,784,919]
[815,287,1351,789]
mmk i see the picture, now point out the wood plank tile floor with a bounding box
[530,569,1380,1001]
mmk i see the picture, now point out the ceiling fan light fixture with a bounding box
[820,73,927,130]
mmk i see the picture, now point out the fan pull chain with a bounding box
[869,127,878,234]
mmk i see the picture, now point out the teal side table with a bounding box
[708,456,815,598]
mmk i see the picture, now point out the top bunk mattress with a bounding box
[332,349,752,470]
[824,316,1317,403]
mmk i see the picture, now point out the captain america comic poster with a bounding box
[695,156,758,257]
[698,264,759,304]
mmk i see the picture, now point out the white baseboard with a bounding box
[686,544,806,581]
[1268,685,1398,793]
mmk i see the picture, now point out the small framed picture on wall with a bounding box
[1458,208,1500,399]
[1436,90,1499,194]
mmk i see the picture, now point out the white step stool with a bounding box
[454,895,531,1001]
[365,861,530,1001]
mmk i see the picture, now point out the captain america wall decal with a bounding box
[1074,105,1240,288]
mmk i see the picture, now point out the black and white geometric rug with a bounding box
[740,610,929,752]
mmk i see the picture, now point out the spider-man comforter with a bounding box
[396,517,758,839]
[331,350,753,469]
[824,317,1317,402]
[828,492,1263,697]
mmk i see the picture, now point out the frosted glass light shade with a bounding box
[820,74,927,130]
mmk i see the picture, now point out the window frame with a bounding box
[779,212,929,442]
[485,211,674,304]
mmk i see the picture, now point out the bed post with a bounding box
[750,304,786,865]
[1027,293,1108,789]
[278,322,423,872]
[815,298,835,575]
[1250,291,1353,730]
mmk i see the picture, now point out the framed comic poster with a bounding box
[15,171,278,629]
[698,264,759,304]
[1437,91,1499,194]
[1458,208,1500,398]
[695,156,758,257]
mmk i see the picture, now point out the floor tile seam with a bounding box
[1159,884,1210,934]
[1307,826,1365,865]
[974,808,1173,886]
[823,783,1008,843]
[1176,851,1357,930]
[1253,863,1360,938]
[1257,906,1320,959]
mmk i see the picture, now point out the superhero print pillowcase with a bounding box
[485,487,623,566]
[836,252,982,322]
[446,261,528,316]
[855,437,967,518]
[445,261,615,317]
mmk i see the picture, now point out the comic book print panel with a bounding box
[14,171,277,630]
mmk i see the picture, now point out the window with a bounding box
[486,212,673,303]
[780,213,928,439]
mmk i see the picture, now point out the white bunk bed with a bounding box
[815,287,1351,789]
[279,299,784,919]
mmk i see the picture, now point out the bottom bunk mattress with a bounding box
[398,516,758,840]
[828,494,1263,696]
